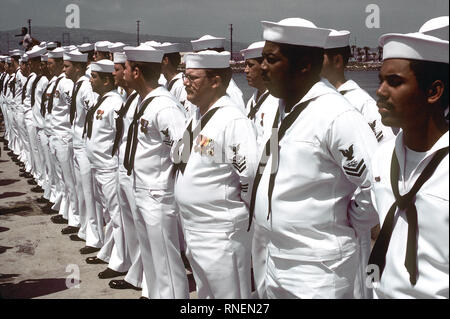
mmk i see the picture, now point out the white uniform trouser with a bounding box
[49,136,68,216]
[266,250,358,299]
[134,188,188,299]
[51,136,79,227]
[183,223,252,299]
[38,130,56,202]
[73,146,103,248]
[118,170,143,288]
[93,167,129,272]
[32,127,48,193]
[24,113,41,183]
[353,231,373,299]
[252,223,269,299]
[8,108,20,155]
[16,111,30,169]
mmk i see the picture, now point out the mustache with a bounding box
[377,98,394,110]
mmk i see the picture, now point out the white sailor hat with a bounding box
[191,35,226,51]
[39,41,47,48]
[185,50,230,69]
[20,54,29,63]
[9,49,24,57]
[90,59,115,73]
[113,52,127,64]
[95,41,112,52]
[48,47,65,59]
[109,42,126,53]
[27,45,47,59]
[41,54,48,62]
[47,42,58,50]
[324,29,351,49]
[240,41,265,60]
[262,18,331,48]
[419,16,449,41]
[379,32,449,64]
[0,56,6,62]
[157,42,182,54]
[64,49,88,63]
[124,44,164,63]
[6,57,12,64]
[78,43,95,52]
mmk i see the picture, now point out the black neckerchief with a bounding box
[47,76,64,114]
[167,76,179,92]
[247,99,311,231]
[247,91,269,120]
[173,106,220,175]
[30,75,43,107]
[21,74,34,104]
[123,96,157,175]
[40,81,53,116]
[83,94,109,139]
[70,80,85,125]
[112,91,139,156]
[368,145,449,286]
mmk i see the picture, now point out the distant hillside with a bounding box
[0,26,248,56]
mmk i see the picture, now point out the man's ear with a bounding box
[162,56,169,66]
[333,54,344,69]
[210,75,222,89]
[427,80,445,104]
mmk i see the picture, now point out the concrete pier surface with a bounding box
[0,121,196,299]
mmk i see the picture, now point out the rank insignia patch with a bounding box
[64,91,72,105]
[194,135,214,156]
[96,109,104,120]
[230,144,246,173]
[55,90,60,99]
[140,118,149,133]
[368,120,383,142]
[340,144,366,177]
[160,128,173,147]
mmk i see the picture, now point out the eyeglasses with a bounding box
[182,73,211,83]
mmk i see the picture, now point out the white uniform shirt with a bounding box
[13,68,27,113]
[1,73,10,103]
[85,90,123,169]
[132,86,186,190]
[31,75,49,129]
[4,74,14,109]
[371,131,449,299]
[174,95,258,232]
[254,79,379,262]
[158,73,167,86]
[72,76,96,148]
[22,72,37,117]
[116,86,128,101]
[338,79,395,144]
[50,75,74,140]
[43,75,61,136]
[245,89,279,153]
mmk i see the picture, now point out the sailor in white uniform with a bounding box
[84,59,130,279]
[108,42,128,100]
[240,40,279,299]
[369,31,449,299]
[78,43,95,79]
[94,41,112,61]
[174,50,258,299]
[320,29,395,299]
[31,52,51,202]
[64,49,104,253]
[321,29,395,144]
[122,44,188,299]
[252,18,379,299]
[191,35,246,110]
[108,51,145,292]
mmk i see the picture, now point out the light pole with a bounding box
[136,20,141,45]
[229,24,233,61]
[28,19,32,35]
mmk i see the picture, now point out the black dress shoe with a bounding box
[36,196,49,204]
[27,179,37,185]
[7,151,14,156]
[69,234,85,242]
[139,296,149,299]
[80,246,101,254]
[19,172,28,177]
[19,168,26,173]
[51,215,68,224]
[86,256,107,264]
[109,279,141,290]
[61,226,80,235]
[98,268,127,279]
[31,186,44,193]
[42,206,58,215]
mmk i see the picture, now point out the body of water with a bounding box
[233,70,380,103]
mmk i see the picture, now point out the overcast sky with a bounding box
[0,0,448,46]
